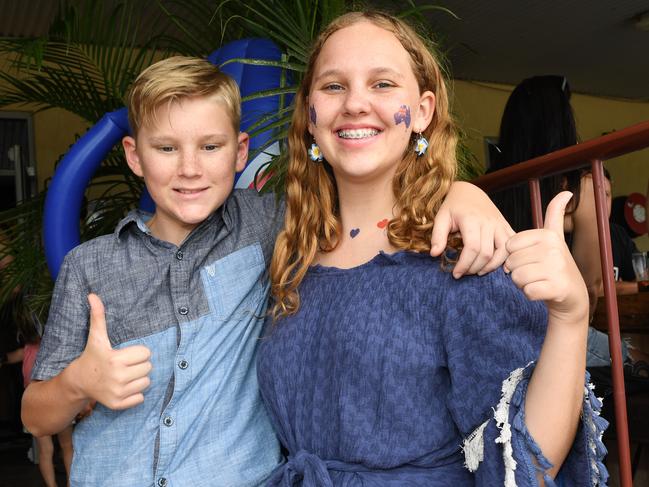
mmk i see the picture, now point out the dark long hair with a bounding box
[488,75,583,231]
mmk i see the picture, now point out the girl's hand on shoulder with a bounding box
[505,192,589,323]
[431,181,514,278]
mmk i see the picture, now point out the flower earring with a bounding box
[414,132,429,156]
[308,141,323,162]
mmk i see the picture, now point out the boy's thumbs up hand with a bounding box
[76,294,152,410]
[505,192,589,321]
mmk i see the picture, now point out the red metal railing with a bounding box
[472,119,649,487]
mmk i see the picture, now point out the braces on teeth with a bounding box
[337,129,379,139]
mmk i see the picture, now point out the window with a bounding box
[0,112,37,211]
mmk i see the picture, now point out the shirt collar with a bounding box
[114,199,233,241]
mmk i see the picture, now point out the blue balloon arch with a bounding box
[44,38,288,279]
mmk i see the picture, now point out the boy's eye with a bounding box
[374,81,394,89]
[204,144,219,151]
[158,146,175,153]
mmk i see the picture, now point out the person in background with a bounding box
[19,301,73,487]
[488,75,638,367]
[605,170,639,294]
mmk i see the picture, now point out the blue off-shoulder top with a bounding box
[257,251,608,486]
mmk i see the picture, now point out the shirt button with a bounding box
[163,416,174,427]
[176,250,184,260]
[157,478,167,487]
[178,360,188,370]
[178,306,189,315]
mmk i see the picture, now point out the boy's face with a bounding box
[123,96,248,244]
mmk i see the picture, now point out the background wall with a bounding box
[32,109,89,190]
[452,80,649,251]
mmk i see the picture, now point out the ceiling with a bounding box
[1,1,648,100]
[420,0,649,100]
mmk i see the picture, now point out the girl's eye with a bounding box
[324,83,344,91]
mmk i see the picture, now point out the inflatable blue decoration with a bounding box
[44,38,289,279]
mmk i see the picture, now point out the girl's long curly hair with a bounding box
[270,11,458,319]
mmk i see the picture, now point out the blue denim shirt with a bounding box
[33,189,284,487]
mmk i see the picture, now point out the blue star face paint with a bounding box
[309,105,317,126]
[393,105,411,129]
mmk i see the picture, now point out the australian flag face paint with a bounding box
[309,105,317,126]
[393,105,411,128]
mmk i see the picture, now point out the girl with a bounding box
[258,11,606,486]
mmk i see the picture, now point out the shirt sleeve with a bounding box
[441,269,608,486]
[31,251,90,381]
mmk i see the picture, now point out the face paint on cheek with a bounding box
[393,105,411,129]
[309,105,317,126]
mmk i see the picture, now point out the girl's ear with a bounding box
[122,136,143,177]
[413,91,435,133]
[306,96,314,136]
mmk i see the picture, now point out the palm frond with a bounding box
[0,0,168,121]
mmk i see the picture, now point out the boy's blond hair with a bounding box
[127,56,241,136]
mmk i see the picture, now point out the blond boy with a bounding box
[23,57,283,487]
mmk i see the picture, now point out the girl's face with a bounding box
[308,21,435,186]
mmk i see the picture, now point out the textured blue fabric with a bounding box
[35,190,284,487]
[258,251,607,486]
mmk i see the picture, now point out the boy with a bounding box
[22,57,283,486]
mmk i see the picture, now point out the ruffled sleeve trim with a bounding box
[462,364,609,486]
[581,379,609,486]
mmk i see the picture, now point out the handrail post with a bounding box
[528,178,543,228]
[591,160,632,486]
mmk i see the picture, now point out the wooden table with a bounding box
[593,291,649,334]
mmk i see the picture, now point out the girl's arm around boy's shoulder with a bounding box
[432,181,515,278]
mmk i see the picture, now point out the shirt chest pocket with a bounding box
[201,243,268,321]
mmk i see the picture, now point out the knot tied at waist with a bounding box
[267,450,370,486]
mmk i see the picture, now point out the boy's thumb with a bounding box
[87,293,111,347]
[544,191,573,237]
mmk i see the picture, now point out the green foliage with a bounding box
[0,195,51,320]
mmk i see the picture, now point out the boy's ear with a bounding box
[413,90,435,133]
[235,132,249,173]
[122,136,144,177]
